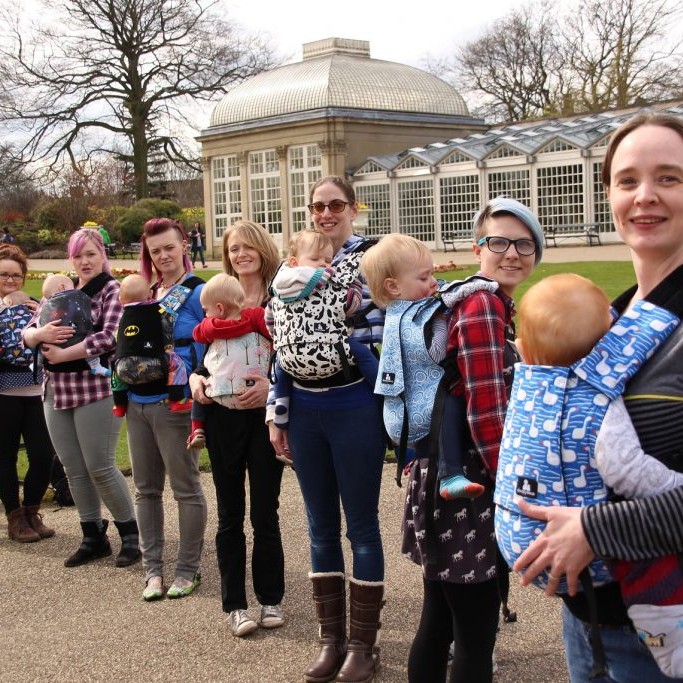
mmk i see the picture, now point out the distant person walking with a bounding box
[1,227,15,244]
[96,226,115,258]
[190,222,207,268]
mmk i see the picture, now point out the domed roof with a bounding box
[210,38,469,128]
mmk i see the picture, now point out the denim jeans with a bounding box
[288,387,385,581]
[562,604,683,682]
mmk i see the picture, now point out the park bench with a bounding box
[121,242,142,258]
[544,224,603,248]
[442,232,472,252]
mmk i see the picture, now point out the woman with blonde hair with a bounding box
[190,220,286,637]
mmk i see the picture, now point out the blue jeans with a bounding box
[562,604,683,682]
[287,386,385,581]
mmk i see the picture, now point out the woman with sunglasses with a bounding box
[23,229,139,567]
[268,176,386,683]
[402,197,543,683]
[0,245,55,543]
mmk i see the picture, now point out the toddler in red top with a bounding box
[188,273,271,450]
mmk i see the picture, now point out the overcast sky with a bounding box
[225,0,519,68]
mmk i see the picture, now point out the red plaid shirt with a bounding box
[27,278,122,410]
[447,287,515,477]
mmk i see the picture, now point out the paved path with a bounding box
[28,241,632,275]
[2,467,569,682]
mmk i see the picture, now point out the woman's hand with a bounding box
[40,344,68,364]
[189,373,213,405]
[268,420,292,465]
[235,374,268,410]
[513,499,595,596]
[30,321,74,347]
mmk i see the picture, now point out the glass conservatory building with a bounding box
[352,101,683,249]
[198,37,486,255]
[199,38,683,254]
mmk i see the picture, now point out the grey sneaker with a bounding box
[259,604,285,629]
[229,609,258,637]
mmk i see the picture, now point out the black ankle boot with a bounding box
[64,520,112,567]
[113,519,141,567]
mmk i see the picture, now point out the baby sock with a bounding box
[439,475,485,500]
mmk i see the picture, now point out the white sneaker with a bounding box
[228,609,258,637]
[259,604,285,629]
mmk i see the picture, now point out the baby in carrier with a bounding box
[1,290,32,308]
[111,274,191,417]
[187,273,272,449]
[266,229,378,431]
[39,273,110,378]
[363,233,493,500]
[495,273,683,678]
[0,291,37,369]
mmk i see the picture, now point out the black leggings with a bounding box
[0,394,54,512]
[408,576,501,683]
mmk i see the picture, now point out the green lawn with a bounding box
[439,260,636,306]
[19,261,635,480]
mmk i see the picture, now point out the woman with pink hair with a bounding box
[23,228,139,568]
[126,218,207,601]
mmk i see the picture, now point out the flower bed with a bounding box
[26,267,139,280]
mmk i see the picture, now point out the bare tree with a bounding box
[563,0,682,111]
[0,144,42,219]
[452,2,564,121]
[441,0,683,122]
[0,0,278,200]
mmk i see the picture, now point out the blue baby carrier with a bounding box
[495,295,683,593]
[0,303,36,369]
[376,276,499,483]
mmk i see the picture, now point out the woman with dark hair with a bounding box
[268,176,387,683]
[125,218,207,601]
[0,245,55,542]
[23,228,139,567]
[515,112,683,683]
[189,220,286,637]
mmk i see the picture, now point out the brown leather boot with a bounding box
[25,505,55,539]
[304,572,347,683]
[6,507,40,543]
[335,579,385,683]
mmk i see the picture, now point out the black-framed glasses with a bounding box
[0,272,24,282]
[477,236,536,256]
[307,200,349,215]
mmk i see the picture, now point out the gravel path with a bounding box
[4,242,627,681]
[2,466,569,682]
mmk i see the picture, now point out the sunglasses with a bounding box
[307,200,349,215]
[477,236,536,256]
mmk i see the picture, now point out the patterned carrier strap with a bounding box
[376,276,499,447]
[494,299,680,593]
